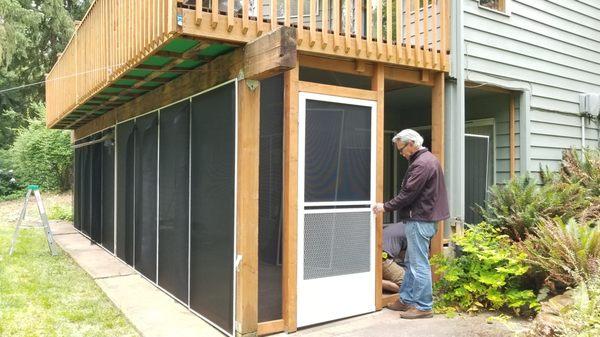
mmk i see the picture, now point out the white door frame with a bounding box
[297,92,377,327]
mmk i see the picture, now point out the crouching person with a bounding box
[382,252,405,293]
[373,129,449,319]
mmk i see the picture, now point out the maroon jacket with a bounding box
[383,148,449,222]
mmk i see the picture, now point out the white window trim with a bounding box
[475,0,512,17]
[465,117,497,185]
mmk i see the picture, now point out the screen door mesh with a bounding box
[303,211,371,280]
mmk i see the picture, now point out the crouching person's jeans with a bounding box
[399,220,437,311]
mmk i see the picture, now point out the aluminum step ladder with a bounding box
[9,185,58,256]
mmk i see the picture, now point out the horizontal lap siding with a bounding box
[463,0,600,173]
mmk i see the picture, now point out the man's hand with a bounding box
[372,203,385,214]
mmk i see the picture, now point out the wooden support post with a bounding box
[372,63,384,310]
[282,66,299,333]
[430,71,444,282]
[509,94,516,178]
[236,79,261,337]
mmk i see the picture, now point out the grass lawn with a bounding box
[0,192,139,337]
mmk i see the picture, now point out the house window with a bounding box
[479,0,506,12]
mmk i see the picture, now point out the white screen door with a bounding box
[297,92,377,327]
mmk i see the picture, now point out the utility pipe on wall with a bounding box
[581,116,586,148]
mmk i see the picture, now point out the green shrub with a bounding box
[9,117,72,191]
[479,175,543,241]
[480,150,596,242]
[518,218,600,289]
[0,150,23,198]
[432,222,539,316]
[47,204,73,221]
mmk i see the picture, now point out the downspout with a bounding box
[445,0,465,235]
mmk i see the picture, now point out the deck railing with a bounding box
[47,0,450,128]
[46,0,177,128]
[189,0,449,68]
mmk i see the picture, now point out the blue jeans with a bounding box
[399,220,437,311]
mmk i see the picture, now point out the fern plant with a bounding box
[518,218,600,288]
[479,175,543,241]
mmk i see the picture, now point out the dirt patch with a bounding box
[0,191,72,228]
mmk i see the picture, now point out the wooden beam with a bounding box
[121,75,170,83]
[509,94,516,178]
[73,48,244,140]
[420,70,430,83]
[74,28,297,138]
[299,81,377,101]
[384,66,435,86]
[236,79,260,336]
[110,84,155,90]
[243,27,297,80]
[430,71,445,282]
[372,63,384,311]
[154,50,206,60]
[67,41,212,129]
[299,54,374,76]
[257,319,285,336]
[282,66,299,333]
[135,64,164,70]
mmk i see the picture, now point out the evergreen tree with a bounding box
[0,0,92,148]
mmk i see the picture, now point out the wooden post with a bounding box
[236,79,261,337]
[372,63,384,310]
[509,94,516,178]
[282,66,299,333]
[430,71,444,281]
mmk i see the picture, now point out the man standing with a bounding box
[373,129,449,319]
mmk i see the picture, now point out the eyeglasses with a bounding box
[398,142,409,153]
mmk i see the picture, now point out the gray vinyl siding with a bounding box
[463,0,600,174]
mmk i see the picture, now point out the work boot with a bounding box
[399,307,433,319]
[387,299,412,311]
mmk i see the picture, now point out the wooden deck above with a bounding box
[46,0,451,129]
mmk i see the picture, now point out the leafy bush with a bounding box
[48,204,73,221]
[518,218,600,289]
[555,278,600,337]
[480,149,598,241]
[432,223,539,316]
[9,117,72,191]
[0,167,21,197]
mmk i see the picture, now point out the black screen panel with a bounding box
[101,129,115,252]
[134,112,158,281]
[73,143,82,231]
[304,100,371,202]
[116,120,136,265]
[81,139,92,236]
[465,135,489,225]
[90,136,103,243]
[190,83,235,334]
[258,75,283,322]
[158,101,190,303]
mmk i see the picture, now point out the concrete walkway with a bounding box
[272,310,527,337]
[50,221,225,337]
[51,221,528,337]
